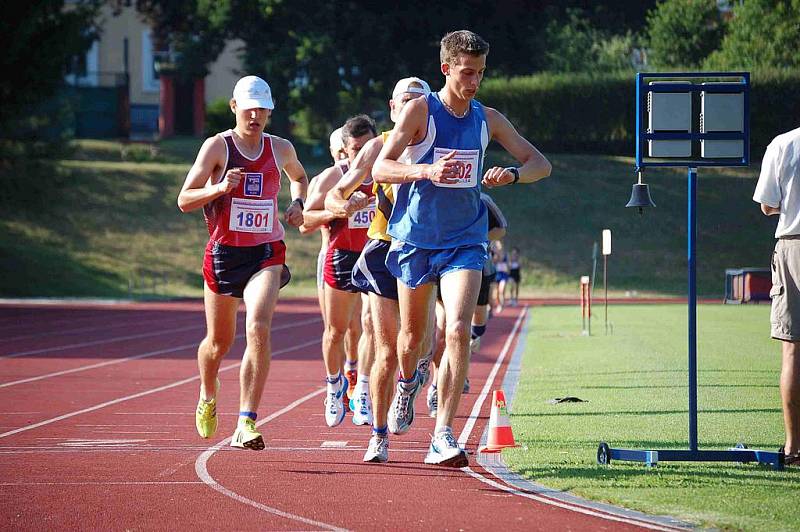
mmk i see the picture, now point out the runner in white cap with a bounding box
[325,76,434,462]
[179,75,308,450]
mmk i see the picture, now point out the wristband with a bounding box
[506,167,520,184]
[292,197,304,209]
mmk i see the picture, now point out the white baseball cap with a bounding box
[392,77,431,99]
[232,75,275,110]
[329,127,344,152]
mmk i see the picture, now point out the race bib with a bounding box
[432,147,480,188]
[229,198,274,233]
[348,202,376,229]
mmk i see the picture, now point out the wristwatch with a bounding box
[506,167,520,184]
[292,197,304,209]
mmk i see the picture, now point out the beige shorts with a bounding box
[771,238,800,341]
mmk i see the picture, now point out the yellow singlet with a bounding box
[366,131,395,242]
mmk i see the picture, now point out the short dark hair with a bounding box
[341,114,377,144]
[440,30,490,65]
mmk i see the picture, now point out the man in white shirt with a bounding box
[753,126,800,466]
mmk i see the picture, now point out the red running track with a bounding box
[0,299,660,531]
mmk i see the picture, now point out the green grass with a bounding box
[505,304,798,530]
[0,138,775,298]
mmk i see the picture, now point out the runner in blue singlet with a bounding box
[372,30,552,467]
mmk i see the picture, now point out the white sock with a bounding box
[345,359,357,372]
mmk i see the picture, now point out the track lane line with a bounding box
[0,324,205,359]
[3,315,200,343]
[195,388,347,532]
[0,337,321,440]
[456,307,685,531]
[0,317,321,389]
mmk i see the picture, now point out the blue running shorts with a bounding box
[352,239,398,300]
[386,241,488,289]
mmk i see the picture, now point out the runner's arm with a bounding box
[274,137,308,227]
[761,204,780,216]
[482,107,551,188]
[373,98,460,185]
[300,166,340,232]
[177,136,229,212]
[325,137,383,218]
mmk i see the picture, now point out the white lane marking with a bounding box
[0,337,321,439]
[456,308,680,532]
[0,317,321,388]
[457,308,526,447]
[195,388,347,532]
[320,441,348,448]
[3,315,198,342]
[460,467,677,532]
[0,481,205,486]
[0,324,203,359]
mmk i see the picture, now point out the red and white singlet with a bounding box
[203,130,284,247]
[327,163,376,253]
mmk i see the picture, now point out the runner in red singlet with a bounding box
[300,114,377,427]
[178,75,308,450]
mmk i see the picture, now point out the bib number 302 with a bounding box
[229,198,274,233]
[432,147,480,188]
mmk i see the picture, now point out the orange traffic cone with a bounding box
[478,390,520,453]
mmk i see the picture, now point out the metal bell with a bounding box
[626,183,656,215]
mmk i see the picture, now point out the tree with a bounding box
[128,0,230,80]
[705,0,800,69]
[646,0,724,68]
[0,0,102,136]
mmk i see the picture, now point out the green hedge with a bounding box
[479,69,800,156]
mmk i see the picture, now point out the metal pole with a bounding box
[604,255,608,334]
[688,167,698,452]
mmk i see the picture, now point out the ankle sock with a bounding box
[399,369,418,384]
[471,324,486,339]
[372,425,388,437]
[344,359,357,372]
[326,372,341,384]
[239,411,257,422]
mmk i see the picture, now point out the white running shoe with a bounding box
[387,375,421,435]
[469,336,481,353]
[363,434,389,463]
[416,354,432,388]
[424,428,467,467]
[324,374,348,427]
[352,389,373,426]
[427,385,438,418]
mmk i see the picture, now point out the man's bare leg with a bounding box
[238,265,282,413]
[781,340,800,456]
[352,293,376,424]
[436,269,481,432]
[195,284,239,439]
[198,285,238,401]
[396,282,436,378]
[323,286,360,426]
[387,282,435,434]
[369,294,400,431]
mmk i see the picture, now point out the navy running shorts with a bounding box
[203,239,290,298]
[351,239,398,301]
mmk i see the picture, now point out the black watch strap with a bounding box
[507,167,520,184]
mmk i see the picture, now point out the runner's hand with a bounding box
[427,150,462,184]
[218,168,243,194]
[344,191,370,216]
[481,167,514,188]
[284,200,304,227]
